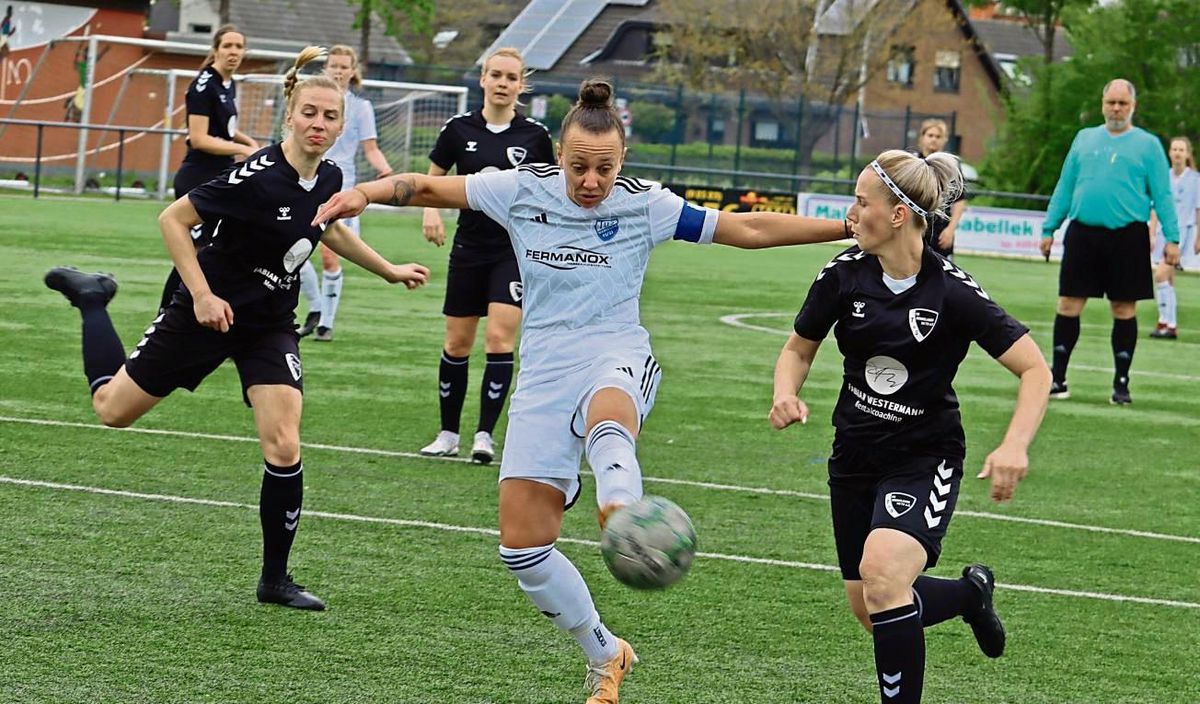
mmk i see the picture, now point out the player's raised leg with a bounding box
[584,387,644,529]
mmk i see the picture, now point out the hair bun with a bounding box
[578,79,613,108]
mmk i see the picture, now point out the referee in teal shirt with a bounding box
[1039,79,1180,406]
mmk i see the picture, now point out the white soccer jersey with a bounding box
[466,164,718,375]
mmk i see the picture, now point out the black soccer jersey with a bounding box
[182,66,239,171]
[429,109,554,263]
[184,143,342,327]
[793,245,1028,456]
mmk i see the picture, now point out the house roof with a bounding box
[147,0,411,65]
[482,0,652,70]
[971,17,1073,62]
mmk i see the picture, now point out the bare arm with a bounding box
[361,138,393,176]
[321,221,430,288]
[156,197,234,332]
[186,114,255,158]
[423,162,450,246]
[939,199,967,249]
[232,130,259,150]
[312,172,469,225]
[769,333,823,430]
[977,333,1051,502]
[713,211,847,249]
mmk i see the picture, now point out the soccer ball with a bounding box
[600,496,697,589]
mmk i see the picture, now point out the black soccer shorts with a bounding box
[1059,221,1154,301]
[442,256,523,318]
[123,303,304,406]
[827,443,964,580]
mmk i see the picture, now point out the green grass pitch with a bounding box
[1,194,1197,703]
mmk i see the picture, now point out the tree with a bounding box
[348,0,434,66]
[629,101,676,143]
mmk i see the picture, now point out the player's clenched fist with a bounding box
[769,394,809,430]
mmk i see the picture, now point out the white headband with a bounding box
[869,160,928,219]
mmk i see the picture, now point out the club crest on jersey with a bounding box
[285,353,303,381]
[594,218,619,242]
[509,280,523,302]
[506,146,527,166]
[465,141,478,152]
[884,492,916,518]
[908,308,938,342]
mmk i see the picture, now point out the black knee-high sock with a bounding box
[80,302,126,394]
[1112,317,1137,388]
[260,459,303,582]
[478,352,514,434]
[159,267,182,311]
[912,575,972,628]
[870,604,924,704]
[438,350,469,434]
[1051,314,1081,384]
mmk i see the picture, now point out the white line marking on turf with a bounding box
[3,414,1198,545]
[719,313,1200,383]
[2,475,1196,610]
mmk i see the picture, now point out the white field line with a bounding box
[1,475,1196,610]
[720,313,1200,384]
[3,414,1198,546]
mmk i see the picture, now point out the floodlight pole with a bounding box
[73,35,98,194]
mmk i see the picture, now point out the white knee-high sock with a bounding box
[586,420,643,508]
[499,544,618,664]
[1156,280,1177,326]
[319,268,344,329]
[299,260,321,314]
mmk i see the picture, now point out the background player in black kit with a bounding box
[770,149,1051,704]
[419,47,554,464]
[157,24,260,311]
[44,47,430,611]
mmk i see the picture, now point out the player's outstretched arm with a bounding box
[769,333,821,430]
[157,197,233,332]
[713,211,848,250]
[976,333,1051,502]
[321,221,430,289]
[312,173,469,226]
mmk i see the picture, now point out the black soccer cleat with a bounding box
[256,574,326,611]
[962,564,1005,658]
[1110,385,1132,406]
[296,311,321,338]
[1048,380,1070,400]
[44,266,117,308]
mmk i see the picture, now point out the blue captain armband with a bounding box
[673,201,717,243]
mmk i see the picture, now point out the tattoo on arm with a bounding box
[387,176,415,207]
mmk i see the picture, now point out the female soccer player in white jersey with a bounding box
[1149,136,1200,339]
[295,44,396,342]
[770,149,1051,704]
[44,47,429,612]
[419,47,554,464]
[158,24,260,311]
[314,78,849,703]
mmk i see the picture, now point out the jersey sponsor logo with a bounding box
[465,141,478,152]
[508,280,523,302]
[226,154,275,184]
[525,246,612,270]
[277,207,292,221]
[908,308,938,342]
[594,217,619,242]
[227,115,238,139]
[852,301,866,318]
[883,492,916,518]
[863,355,908,396]
[285,353,303,381]
[282,238,313,273]
[506,146,527,166]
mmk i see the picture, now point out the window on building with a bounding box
[188,23,213,34]
[887,46,915,87]
[753,120,780,143]
[709,117,726,143]
[934,50,961,92]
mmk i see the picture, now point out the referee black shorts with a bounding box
[124,303,303,406]
[1059,221,1153,301]
[443,256,523,318]
[827,442,964,580]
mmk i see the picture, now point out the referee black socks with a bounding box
[1111,317,1137,389]
[1051,314,1080,384]
[478,352,514,434]
[260,459,303,582]
[438,350,469,434]
[870,603,924,704]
